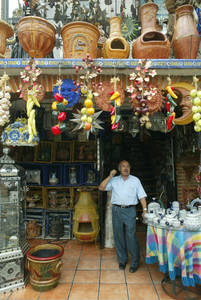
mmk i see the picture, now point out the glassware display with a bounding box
[48,190,57,208]
[69,167,77,185]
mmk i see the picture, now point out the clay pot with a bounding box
[61,21,100,59]
[0,20,14,58]
[17,16,56,58]
[172,5,200,59]
[132,3,170,59]
[102,16,130,59]
[73,191,99,242]
[26,243,64,291]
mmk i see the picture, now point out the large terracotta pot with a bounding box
[0,20,14,58]
[102,16,129,59]
[26,243,64,291]
[73,191,99,242]
[17,16,56,58]
[61,21,100,59]
[172,5,200,59]
[132,2,170,59]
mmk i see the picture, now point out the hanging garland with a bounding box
[109,77,122,130]
[0,72,11,127]
[190,75,201,132]
[164,76,178,131]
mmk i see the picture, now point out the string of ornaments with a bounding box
[109,76,122,130]
[190,75,201,132]
[0,73,11,127]
[70,55,103,138]
[164,76,178,131]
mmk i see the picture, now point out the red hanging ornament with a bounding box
[57,112,66,122]
[54,93,64,102]
[51,125,61,135]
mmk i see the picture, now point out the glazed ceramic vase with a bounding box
[132,2,170,59]
[73,191,99,242]
[0,20,14,58]
[172,5,200,59]
[26,243,64,291]
[17,16,56,58]
[61,21,100,59]
[102,16,129,59]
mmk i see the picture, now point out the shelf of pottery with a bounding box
[15,140,99,239]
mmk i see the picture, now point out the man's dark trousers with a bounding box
[112,205,140,267]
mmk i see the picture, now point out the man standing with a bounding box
[98,160,147,273]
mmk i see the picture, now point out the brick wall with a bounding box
[176,152,200,208]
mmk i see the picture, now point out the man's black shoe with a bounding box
[119,263,126,270]
[129,266,139,273]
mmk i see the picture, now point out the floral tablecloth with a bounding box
[146,225,201,287]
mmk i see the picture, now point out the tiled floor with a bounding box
[1,232,201,300]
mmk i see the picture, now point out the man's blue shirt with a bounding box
[105,175,147,205]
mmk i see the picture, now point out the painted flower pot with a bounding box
[26,243,64,291]
[17,16,56,58]
[0,20,14,58]
[61,21,100,59]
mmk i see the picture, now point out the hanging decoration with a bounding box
[164,76,178,131]
[126,59,157,129]
[70,55,103,138]
[19,61,42,143]
[95,80,125,112]
[51,78,68,135]
[0,72,11,126]
[190,75,201,132]
[109,77,122,130]
[53,79,80,108]
[1,117,39,146]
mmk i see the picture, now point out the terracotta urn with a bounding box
[17,16,56,58]
[26,243,64,291]
[0,20,14,58]
[61,21,100,59]
[172,5,200,59]
[102,16,130,59]
[132,2,170,59]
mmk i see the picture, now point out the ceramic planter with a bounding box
[132,2,170,59]
[102,16,129,59]
[0,20,14,58]
[17,16,56,58]
[61,21,100,59]
[26,243,64,291]
[172,5,200,59]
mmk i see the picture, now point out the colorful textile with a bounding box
[146,225,201,287]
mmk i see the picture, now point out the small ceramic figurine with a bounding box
[49,172,58,185]
[69,167,77,185]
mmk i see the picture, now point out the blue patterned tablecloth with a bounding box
[146,225,201,287]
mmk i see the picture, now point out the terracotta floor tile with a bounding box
[100,270,125,284]
[63,249,81,258]
[125,266,152,284]
[59,269,75,283]
[62,256,79,269]
[148,265,164,283]
[101,258,119,270]
[39,283,71,300]
[68,283,98,300]
[128,283,158,300]
[9,284,40,300]
[99,283,128,300]
[154,283,176,300]
[78,257,100,270]
[74,270,99,283]
[65,240,83,250]
[0,293,11,300]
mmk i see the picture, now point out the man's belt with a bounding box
[113,204,135,208]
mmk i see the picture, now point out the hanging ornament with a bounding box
[0,72,11,127]
[164,76,178,131]
[190,75,201,132]
[109,76,122,131]
[51,77,68,135]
